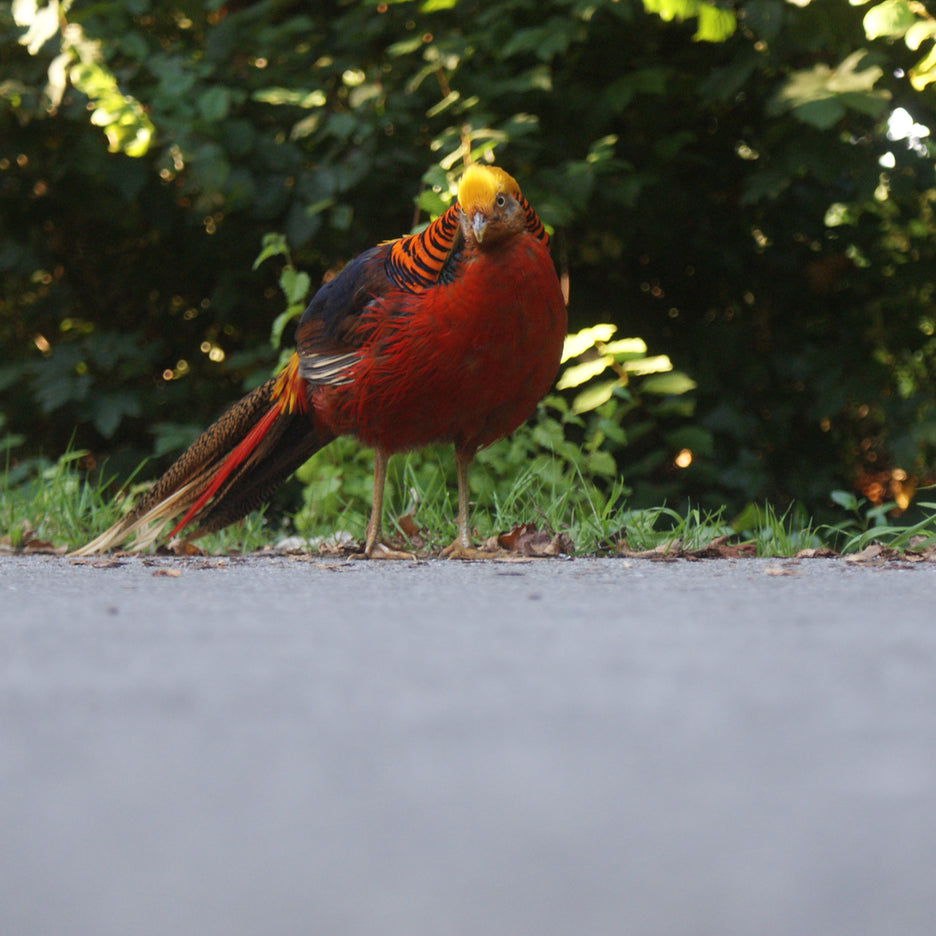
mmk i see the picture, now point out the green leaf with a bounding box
[572,378,622,414]
[279,267,311,305]
[741,169,792,205]
[13,0,61,54]
[769,50,890,127]
[198,85,231,121]
[642,0,736,43]
[253,233,289,270]
[694,5,737,42]
[252,87,326,108]
[90,393,140,438]
[604,338,649,358]
[910,43,936,90]
[624,354,674,376]
[561,324,618,362]
[830,489,862,511]
[270,303,304,349]
[905,20,936,51]
[556,357,612,390]
[640,372,697,395]
[794,97,846,130]
[862,0,915,40]
[665,425,715,456]
[743,0,784,43]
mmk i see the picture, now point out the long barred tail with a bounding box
[72,355,332,555]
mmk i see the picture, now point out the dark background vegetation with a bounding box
[3,0,936,522]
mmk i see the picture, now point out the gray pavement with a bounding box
[1,554,935,935]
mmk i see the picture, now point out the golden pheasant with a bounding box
[75,164,567,557]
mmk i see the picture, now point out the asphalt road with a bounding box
[2,554,935,935]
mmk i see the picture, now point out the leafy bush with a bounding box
[5,0,936,524]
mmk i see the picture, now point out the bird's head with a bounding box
[456,164,525,248]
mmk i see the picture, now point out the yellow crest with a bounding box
[456,164,521,213]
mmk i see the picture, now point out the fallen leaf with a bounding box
[170,541,205,557]
[844,543,893,564]
[690,536,757,559]
[490,524,573,557]
[618,538,683,559]
[152,568,182,577]
[495,523,538,552]
[394,509,426,549]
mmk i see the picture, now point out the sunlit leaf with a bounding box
[768,50,890,127]
[252,87,326,108]
[905,20,936,51]
[561,324,618,362]
[640,372,697,395]
[642,0,736,43]
[694,5,737,42]
[910,44,936,90]
[862,0,915,40]
[556,356,611,390]
[572,378,622,414]
[603,337,648,357]
[13,0,61,55]
[624,354,674,375]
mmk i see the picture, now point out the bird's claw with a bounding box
[440,540,489,560]
[359,541,417,560]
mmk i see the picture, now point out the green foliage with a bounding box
[0,447,118,549]
[820,489,936,553]
[732,500,824,556]
[5,0,936,526]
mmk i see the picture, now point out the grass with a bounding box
[4,447,936,558]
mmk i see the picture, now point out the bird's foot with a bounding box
[440,539,490,560]
[359,541,417,560]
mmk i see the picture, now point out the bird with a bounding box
[74,163,568,558]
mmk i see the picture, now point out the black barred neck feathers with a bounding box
[382,163,549,294]
[382,202,461,294]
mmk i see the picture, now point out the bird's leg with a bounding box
[441,448,487,559]
[363,447,414,559]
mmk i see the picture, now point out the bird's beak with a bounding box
[471,211,488,244]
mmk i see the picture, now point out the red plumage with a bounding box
[75,164,567,557]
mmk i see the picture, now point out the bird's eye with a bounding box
[495,194,507,208]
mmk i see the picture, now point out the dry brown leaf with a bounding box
[70,558,124,569]
[618,538,682,560]
[394,510,425,549]
[690,536,757,559]
[495,523,538,551]
[906,546,936,562]
[489,524,572,558]
[152,568,182,577]
[23,541,68,555]
[169,541,205,557]
[844,543,892,564]
[763,566,803,576]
